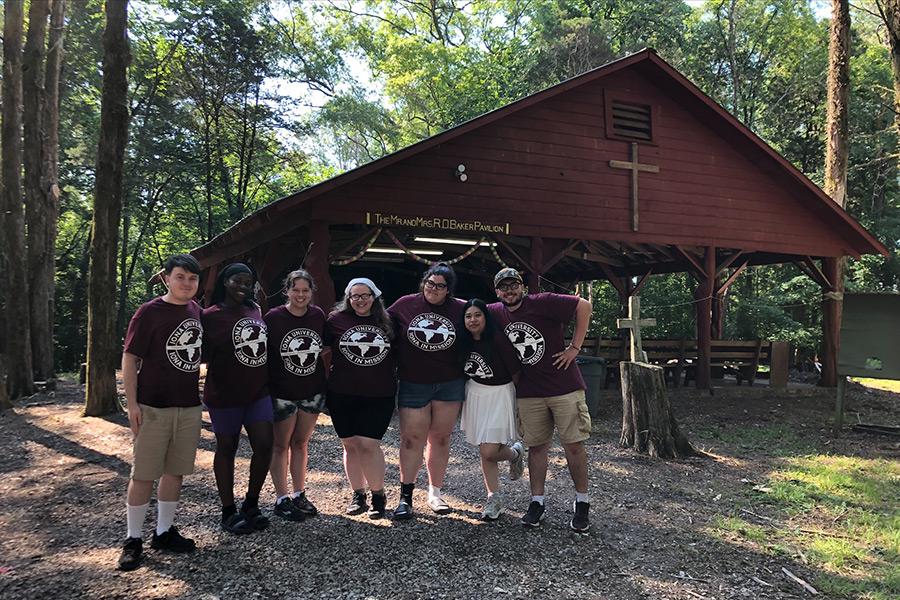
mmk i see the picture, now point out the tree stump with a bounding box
[620,361,696,458]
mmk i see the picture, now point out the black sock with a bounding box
[242,495,259,512]
[222,504,237,521]
[400,482,414,500]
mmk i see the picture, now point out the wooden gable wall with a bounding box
[308,67,848,258]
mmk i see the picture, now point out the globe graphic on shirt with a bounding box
[407,313,456,351]
[166,318,203,372]
[506,322,545,366]
[280,328,322,375]
[232,318,267,367]
[339,325,390,366]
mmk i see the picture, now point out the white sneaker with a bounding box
[427,494,451,515]
[509,441,526,481]
[481,494,503,521]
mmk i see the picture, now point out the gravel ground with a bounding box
[0,379,897,599]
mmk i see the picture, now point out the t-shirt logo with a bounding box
[280,328,322,376]
[506,322,545,366]
[465,351,494,379]
[407,313,456,351]
[166,318,203,373]
[232,317,267,367]
[339,325,390,366]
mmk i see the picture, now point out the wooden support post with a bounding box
[712,275,724,340]
[695,246,715,390]
[821,257,843,387]
[528,236,543,291]
[306,221,335,311]
[834,375,846,436]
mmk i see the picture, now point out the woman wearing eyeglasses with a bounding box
[387,263,466,520]
[325,278,396,519]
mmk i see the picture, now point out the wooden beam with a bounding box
[565,248,625,267]
[598,262,627,301]
[330,227,380,261]
[715,250,745,278]
[802,256,833,290]
[673,245,705,281]
[494,236,533,272]
[631,268,654,296]
[542,239,580,272]
[715,259,750,295]
[695,246,716,390]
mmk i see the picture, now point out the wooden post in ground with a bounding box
[620,362,696,458]
[833,375,847,436]
[694,246,715,389]
[306,221,335,311]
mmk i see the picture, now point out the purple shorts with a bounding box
[206,395,274,436]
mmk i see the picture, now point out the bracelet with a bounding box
[568,344,581,352]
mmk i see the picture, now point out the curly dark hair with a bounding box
[420,262,457,297]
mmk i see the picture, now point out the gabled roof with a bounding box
[192,48,888,265]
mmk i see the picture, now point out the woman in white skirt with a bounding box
[458,299,526,521]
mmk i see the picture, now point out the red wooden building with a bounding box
[190,49,888,389]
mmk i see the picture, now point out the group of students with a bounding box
[117,253,593,572]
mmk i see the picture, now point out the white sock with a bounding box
[487,492,496,499]
[126,502,149,539]
[531,495,545,505]
[428,485,442,499]
[293,489,305,497]
[277,494,293,504]
[156,501,177,536]
[575,492,590,504]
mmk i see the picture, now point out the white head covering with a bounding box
[345,277,382,298]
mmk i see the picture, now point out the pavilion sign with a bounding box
[366,212,509,235]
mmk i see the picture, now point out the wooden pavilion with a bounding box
[190,49,889,389]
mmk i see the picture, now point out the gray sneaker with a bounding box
[480,494,503,521]
[509,442,526,481]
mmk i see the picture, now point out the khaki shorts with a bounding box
[131,404,202,481]
[516,390,591,446]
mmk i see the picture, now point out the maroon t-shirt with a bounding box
[264,304,327,402]
[123,297,203,408]
[388,293,466,384]
[489,293,586,397]
[201,303,269,408]
[325,311,396,398]
[464,334,521,386]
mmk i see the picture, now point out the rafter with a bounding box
[715,258,750,295]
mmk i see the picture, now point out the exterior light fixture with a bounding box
[366,247,444,256]
[414,237,490,246]
[455,164,468,182]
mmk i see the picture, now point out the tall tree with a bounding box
[876,1,900,139]
[23,0,53,385]
[85,0,131,416]
[821,0,851,387]
[2,0,35,400]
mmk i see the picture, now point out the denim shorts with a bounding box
[397,378,466,409]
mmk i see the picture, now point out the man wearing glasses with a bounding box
[489,267,593,532]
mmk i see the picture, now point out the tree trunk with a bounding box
[85,0,131,417]
[24,0,52,385]
[820,0,850,388]
[620,362,696,459]
[2,0,35,400]
[878,1,900,140]
[0,355,10,410]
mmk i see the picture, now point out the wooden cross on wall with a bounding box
[609,142,660,232]
[617,295,656,362]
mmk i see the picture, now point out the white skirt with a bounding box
[460,380,517,446]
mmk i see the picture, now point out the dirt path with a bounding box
[0,380,896,599]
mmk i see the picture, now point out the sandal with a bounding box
[221,512,254,535]
[241,506,270,531]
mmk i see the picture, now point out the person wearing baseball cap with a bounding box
[489,267,593,533]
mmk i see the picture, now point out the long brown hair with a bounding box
[331,283,394,340]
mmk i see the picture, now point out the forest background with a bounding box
[3,0,900,382]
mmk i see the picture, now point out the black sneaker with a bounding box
[392,495,413,521]
[150,526,196,553]
[117,537,143,571]
[293,492,318,517]
[273,497,306,522]
[368,492,387,520]
[570,500,590,533]
[345,491,368,515]
[521,501,545,528]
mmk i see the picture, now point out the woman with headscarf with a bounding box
[202,263,274,534]
[325,278,396,519]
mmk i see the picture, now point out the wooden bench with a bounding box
[575,337,788,388]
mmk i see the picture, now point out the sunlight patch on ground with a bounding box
[852,377,900,393]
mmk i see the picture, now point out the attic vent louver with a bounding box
[611,101,652,141]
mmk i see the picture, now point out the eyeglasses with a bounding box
[424,280,448,290]
[496,282,521,292]
[349,293,373,301]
